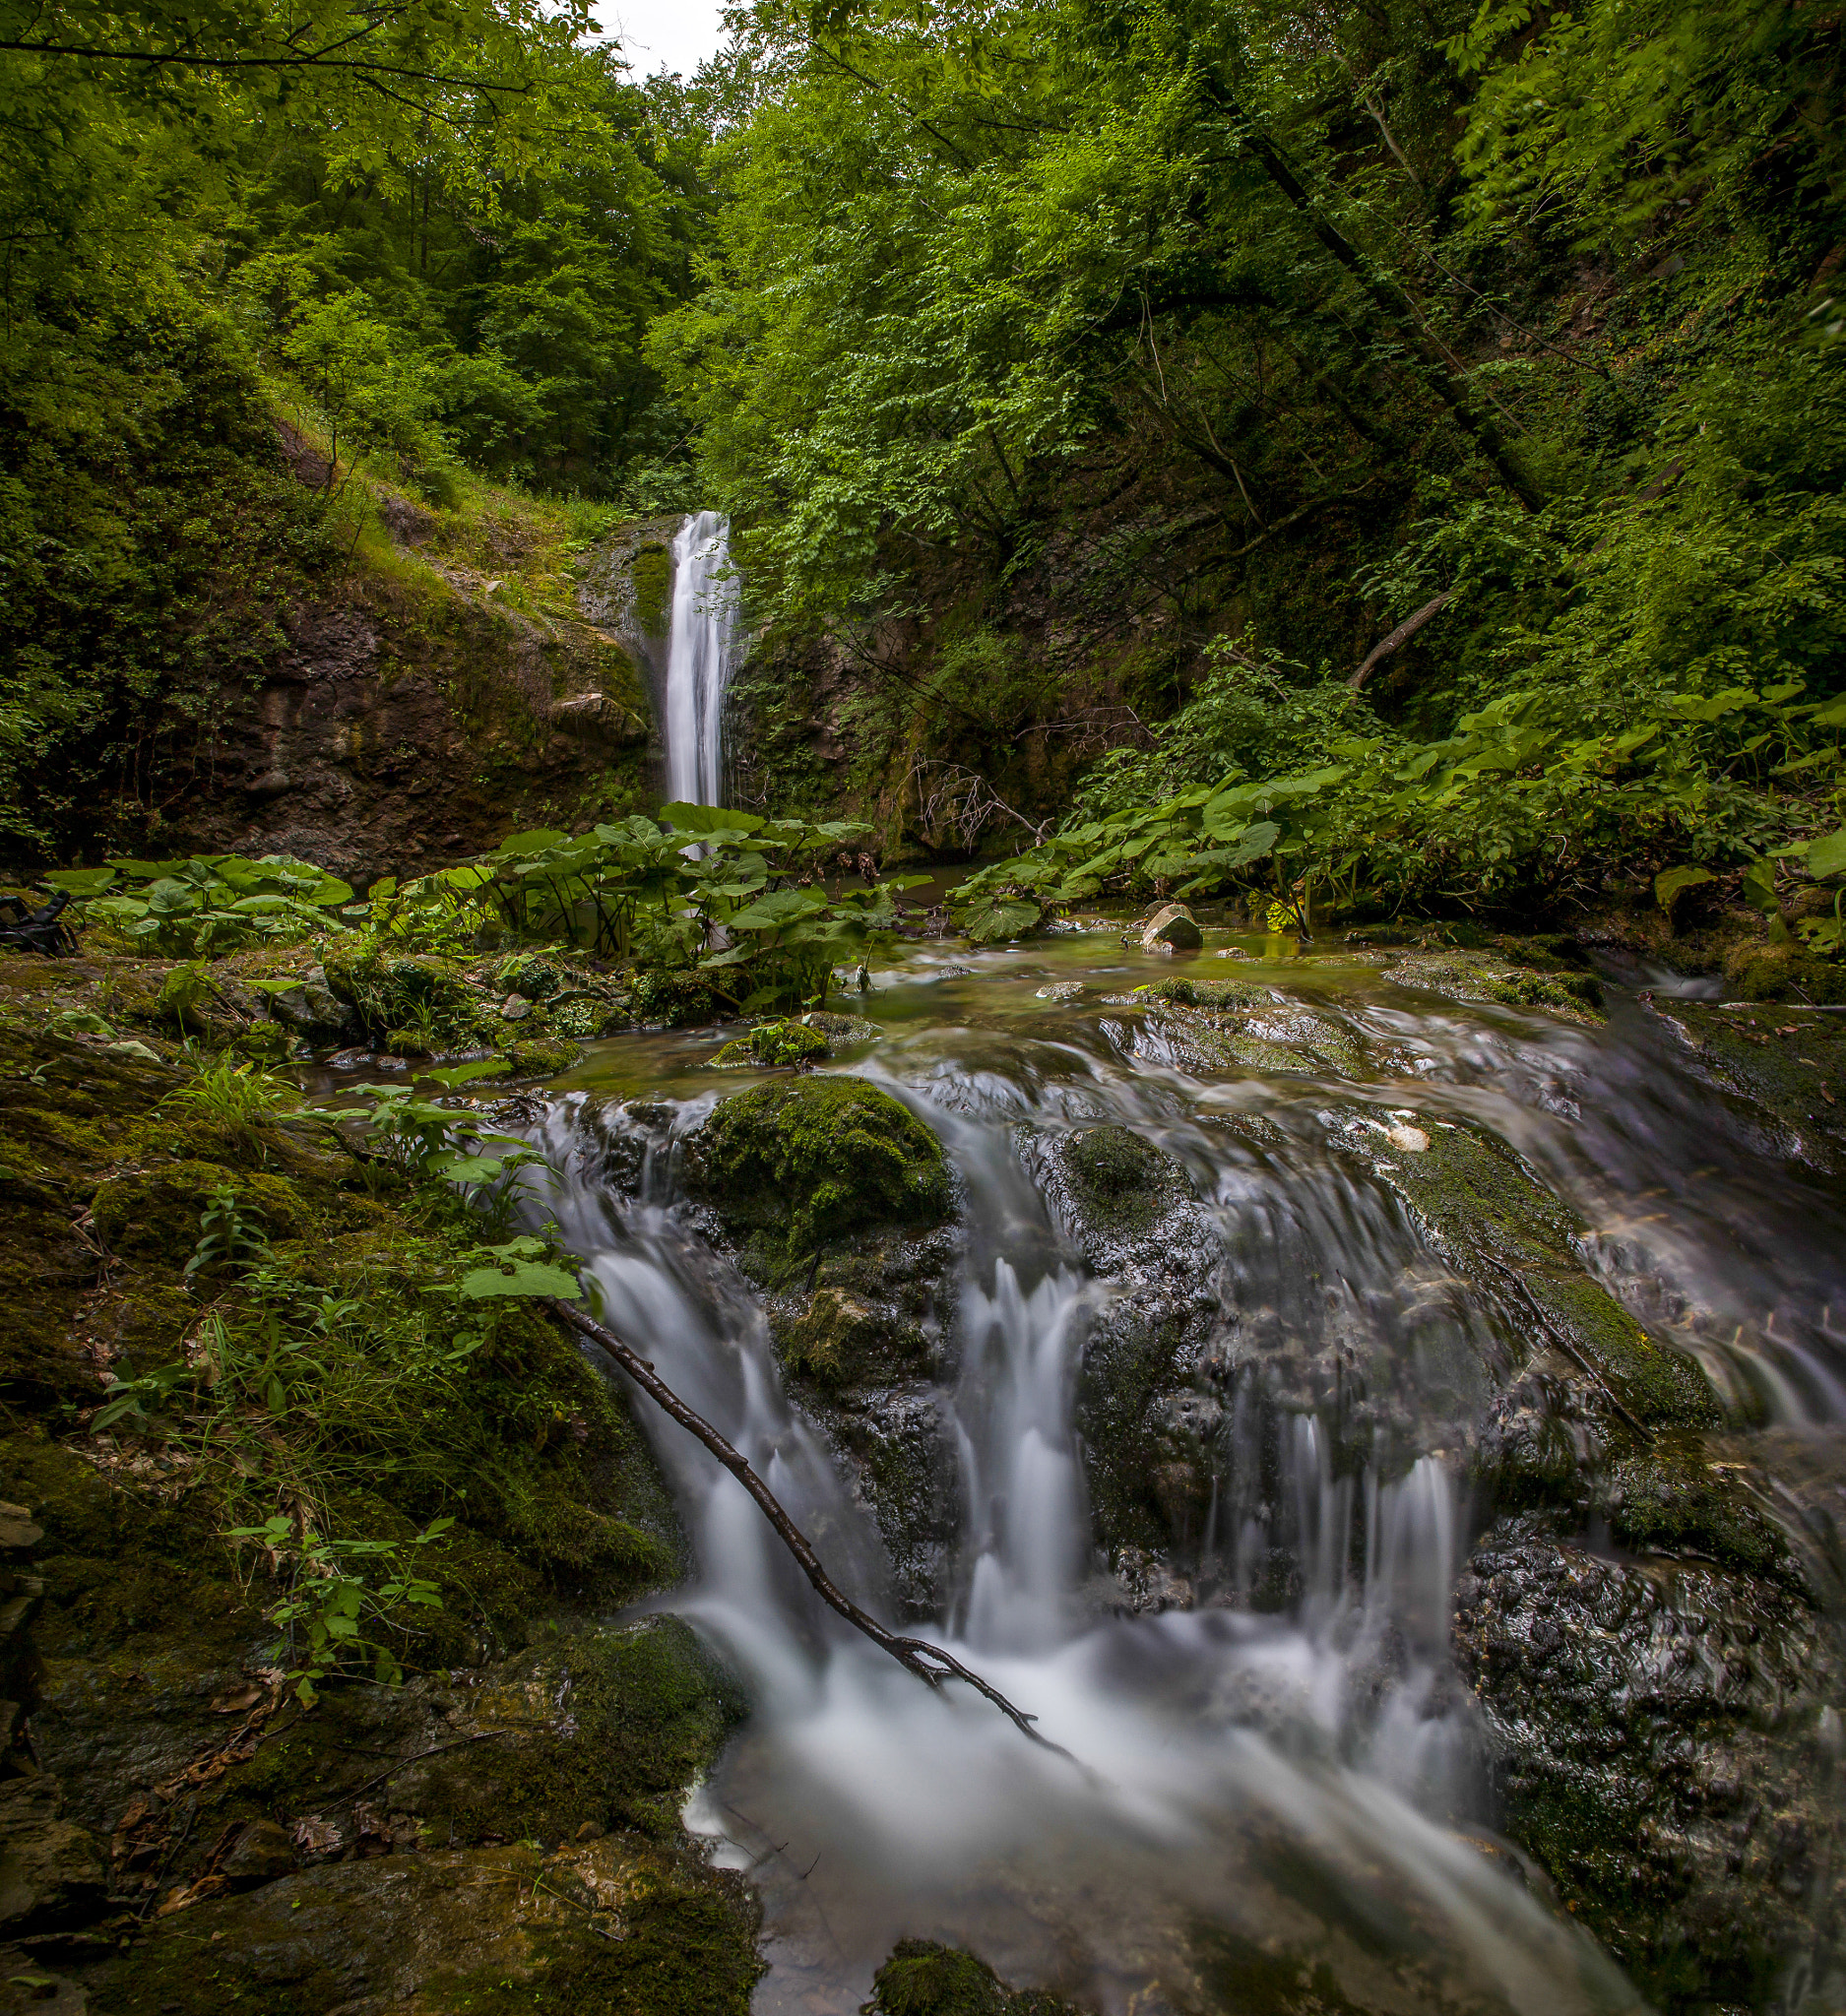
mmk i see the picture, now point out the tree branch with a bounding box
[1349,590,1454,689]
[553,1300,1078,1763]
[0,38,530,94]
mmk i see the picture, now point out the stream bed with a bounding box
[532,920,1846,2015]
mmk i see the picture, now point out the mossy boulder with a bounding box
[321,945,480,1043]
[1722,935,1846,1004]
[85,1833,761,2016]
[1603,1447,1798,1583]
[865,1938,1082,2016]
[90,1160,308,1260]
[685,1076,951,1261]
[1057,1124,1183,1242]
[1140,976,1265,1011]
[707,1019,829,1070]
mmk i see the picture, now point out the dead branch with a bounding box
[552,1300,1076,1761]
[1349,590,1455,690]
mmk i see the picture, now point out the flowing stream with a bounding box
[663,510,738,806]
[526,926,1846,2014]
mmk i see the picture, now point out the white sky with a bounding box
[606,0,731,77]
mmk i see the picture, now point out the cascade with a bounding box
[516,968,1741,2007]
[662,510,738,806]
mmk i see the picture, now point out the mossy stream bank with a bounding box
[0,948,761,2014]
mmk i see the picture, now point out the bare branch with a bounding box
[1349,590,1455,690]
[553,1300,1079,1762]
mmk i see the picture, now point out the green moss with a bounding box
[1606,1449,1795,1580]
[406,1617,746,1846]
[1722,937,1846,1004]
[1141,976,1264,1010]
[627,969,724,1028]
[687,1076,952,1261]
[771,1285,921,1384]
[706,1020,829,1070]
[1375,1122,1722,1428]
[1061,1124,1178,1237]
[1486,969,1604,1013]
[90,1159,307,1259]
[631,542,671,636]
[865,1939,1082,2016]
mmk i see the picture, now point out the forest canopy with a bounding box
[2,0,1843,916]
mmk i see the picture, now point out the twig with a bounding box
[337,1729,516,1806]
[553,1301,1078,1763]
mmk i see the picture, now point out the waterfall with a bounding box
[663,510,737,806]
[523,1075,1635,2016]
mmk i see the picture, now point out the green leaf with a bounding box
[458,1261,583,1301]
[1805,827,1846,879]
[1654,865,1715,913]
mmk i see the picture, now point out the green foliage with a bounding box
[184,1184,276,1284]
[227,1511,454,1702]
[376,805,908,1013]
[951,654,1845,932]
[46,853,353,955]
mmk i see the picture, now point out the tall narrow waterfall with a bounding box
[663,510,737,806]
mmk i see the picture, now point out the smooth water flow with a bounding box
[663,510,738,806]
[518,934,1846,2013]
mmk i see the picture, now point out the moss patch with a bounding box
[685,1076,951,1262]
[630,542,672,636]
[707,1019,830,1070]
[1367,1119,1721,1429]
[865,1938,1082,2016]
[1058,1124,1181,1239]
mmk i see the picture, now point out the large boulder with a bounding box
[683,1076,952,1266]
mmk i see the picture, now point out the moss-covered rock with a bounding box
[84,1832,761,2016]
[706,1019,829,1070]
[685,1075,951,1262]
[1603,1446,1799,1583]
[1721,935,1846,1004]
[865,1938,1083,2016]
[91,1160,307,1259]
[1350,1114,1721,1430]
[1057,1124,1182,1242]
[1382,950,1604,1022]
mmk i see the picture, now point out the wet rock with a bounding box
[218,1817,295,1887]
[800,1009,878,1046]
[1141,903,1203,952]
[1339,1111,1722,1432]
[264,974,351,1041]
[500,992,535,1021]
[683,1075,953,1269]
[1657,1000,1846,1174]
[0,1780,107,1933]
[1382,950,1604,1022]
[1458,1512,1845,2008]
[1035,980,1084,1002]
[1021,1125,1232,1561]
[764,1225,964,1617]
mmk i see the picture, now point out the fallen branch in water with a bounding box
[551,1299,1075,1761]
